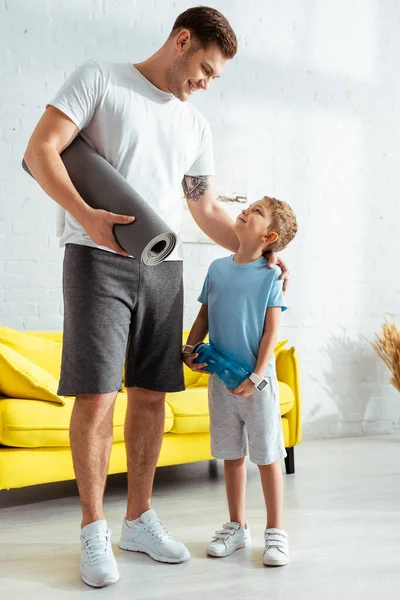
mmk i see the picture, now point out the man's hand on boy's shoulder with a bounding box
[228,378,256,398]
[264,251,290,293]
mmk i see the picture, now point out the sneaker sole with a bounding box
[118,540,190,564]
[207,539,251,558]
[81,573,120,588]
[263,557,288,567]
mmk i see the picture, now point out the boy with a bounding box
[182,196,298,566]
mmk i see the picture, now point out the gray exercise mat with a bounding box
[22,136,177,266]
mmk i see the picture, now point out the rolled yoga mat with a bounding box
[22,136,177,266]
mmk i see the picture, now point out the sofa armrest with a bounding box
[276,347,302,447]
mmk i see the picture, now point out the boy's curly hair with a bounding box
[263,196,298,253]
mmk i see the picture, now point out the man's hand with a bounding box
[182,352,210,375]
[81,207,135,257]
[228,378,255,398]
[265,251,290,293]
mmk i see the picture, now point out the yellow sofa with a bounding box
[0,328,302,490]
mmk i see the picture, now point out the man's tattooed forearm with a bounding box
[182,175,210,202]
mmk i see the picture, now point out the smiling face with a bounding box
[234,198,278,250]
[165,31,227,101]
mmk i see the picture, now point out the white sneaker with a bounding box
[207,522,251,558]
[118,509,190,564]
[80,520,119,588]
[263,528,289,566]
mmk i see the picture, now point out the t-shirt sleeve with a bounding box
[267,273,288,312]
[185,121,215,176]
[48,60,104,131]
[198,272,210,305]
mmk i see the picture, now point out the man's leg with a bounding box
[118,260,189,562]
[70,392,117,528]
[69,391,120,587]
[124,387,165,520]
[59,245,138,587]
[119,386,189,563]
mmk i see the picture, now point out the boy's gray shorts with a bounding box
[58,244,185,396]
[208,374,286,465]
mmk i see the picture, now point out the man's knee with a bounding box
[73,392,118,419]
[128,387,165,406]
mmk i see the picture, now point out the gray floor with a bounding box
[1,436,400,599]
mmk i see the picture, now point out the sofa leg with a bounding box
[208,459,218,478]
[284,447,295,474]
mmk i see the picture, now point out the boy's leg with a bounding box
[207,457,250,558]
[259,462,288,566]
[242,376,286,527]
[208,377,247,524]
[206,378,250,557]
[224,457,247,526]
[258,462,284,529]
[241,379,289,565]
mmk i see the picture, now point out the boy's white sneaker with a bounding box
[263,528,289,566]
[80,520,119,588]
[207,522,251,557]
[118,509,190,563]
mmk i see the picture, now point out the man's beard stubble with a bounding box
[165,52,191,101]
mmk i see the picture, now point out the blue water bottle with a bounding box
[193,342,252,389]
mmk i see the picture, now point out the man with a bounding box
[24,6,288,588]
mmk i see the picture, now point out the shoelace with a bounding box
[144,519,171,541]
[264,531,287,554]
[212,523,240,541]
[83,529,113,564]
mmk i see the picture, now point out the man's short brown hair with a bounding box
[171,6,238,59]
[264,196,298,253]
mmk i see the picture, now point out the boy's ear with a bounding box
[263,231,279,244]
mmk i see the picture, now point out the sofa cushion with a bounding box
[166,387,210,434]
[0,326,62,380]
[166,381,294,435]
[0,393,174,448]
[274,339,289,360]
[0,343,64,405]
[25,331,63,343]
[279,382,295,416]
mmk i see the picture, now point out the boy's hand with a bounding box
[228,378,255,398]
[182,352,210,375]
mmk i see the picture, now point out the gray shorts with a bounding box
[208,374,286,465]
[58,244,185,395]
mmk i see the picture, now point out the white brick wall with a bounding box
[1,0,399,438]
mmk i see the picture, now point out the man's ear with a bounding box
[175,29,192,52]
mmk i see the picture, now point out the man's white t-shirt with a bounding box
[49,60,215,260]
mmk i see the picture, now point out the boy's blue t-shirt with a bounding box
[198,255,287,377]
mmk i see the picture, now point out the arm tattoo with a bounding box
[182,175,210,203]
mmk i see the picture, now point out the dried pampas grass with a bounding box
[368,314,400,393]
